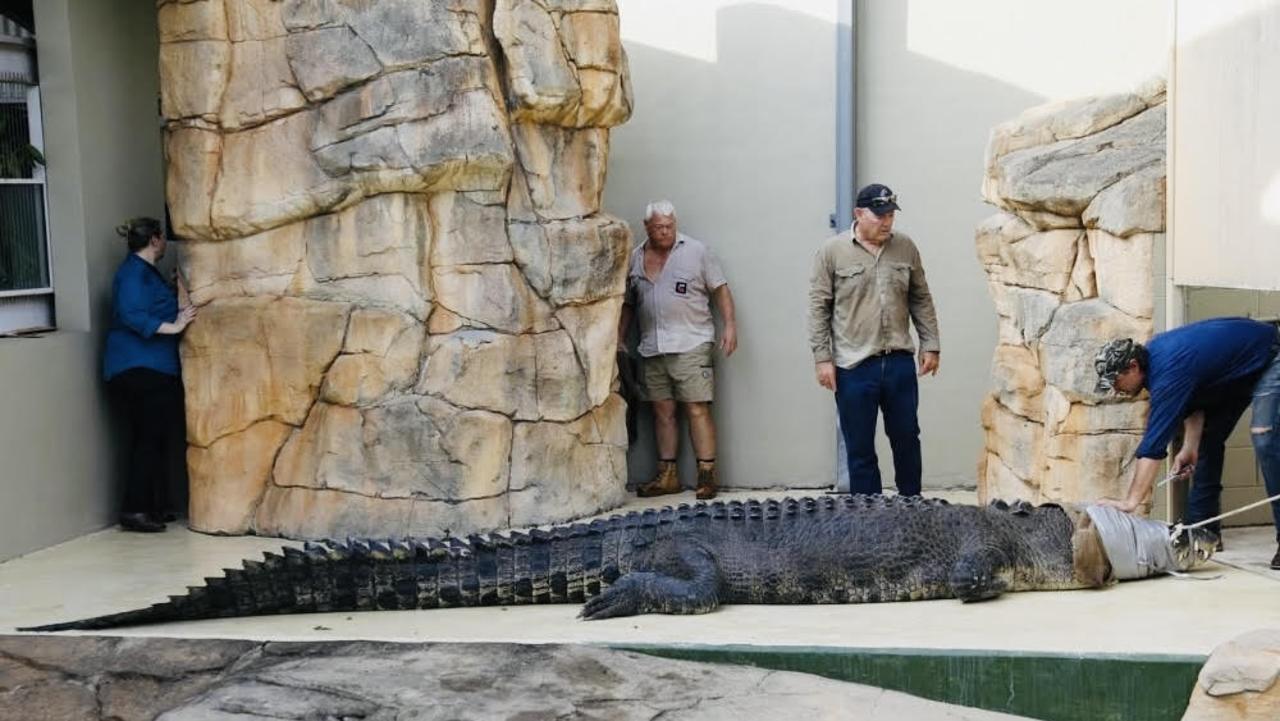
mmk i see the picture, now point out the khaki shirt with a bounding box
[625,233,727,358]
[807,229,940,368]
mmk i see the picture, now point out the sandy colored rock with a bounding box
[985,92,1149,173]
[994,229,1083,294]
[220,37,307,129]
[344,0,487,69]
[161,0,634,539]
[273,398,511,504]
[981,397,1044,482]
[225,0,287,42]
[187,421,293,534]
[510,395,629,526]
[1083,161,1165,238]
[557,297,625,406]
[165,128,222,240]
[511,124,608,220]
[180,222,305,304]
[990,345,1044,422]
[181,297,349,446]
[977,84,1160,507]
[285,26,381,103]
[211,110,351,239]
[303,193,431,316]
[432,264,558,334]
[1065,238,1097,302]
[1040,431,1141,503]
[988,105,1165,218]
[1052,400,1149,435]
[253,485,510,539]
[979,452,1039,505]
[988,283,1060,346]
[1088,230,1156,319]
[535,330,592,421]
[560,11,623,70]
[429,192,513,266]
[495,0,580,120]
[321,310,424,406]
[158,0,228,42]
[1184,629,1280,720]
[509,215,631,304]
[159,40,230,120]
[418,330,538,419]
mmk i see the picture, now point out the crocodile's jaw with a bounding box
[1171,526,1218,571]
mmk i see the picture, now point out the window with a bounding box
[0,15,51,334]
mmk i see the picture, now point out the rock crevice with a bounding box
[160,0,634,539]
[978,82,1164,505]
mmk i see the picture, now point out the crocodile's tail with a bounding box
[19,522,618,632]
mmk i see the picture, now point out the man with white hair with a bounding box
[619,200,737,500]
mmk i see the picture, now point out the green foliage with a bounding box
[0,111,44,178]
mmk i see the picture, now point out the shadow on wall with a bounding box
[608,1,1045,491]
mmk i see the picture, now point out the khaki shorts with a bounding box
[642,342,715,402]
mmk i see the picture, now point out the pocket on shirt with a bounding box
[833,265,868,296]
[887,262,911,292]
[672,275,697,297]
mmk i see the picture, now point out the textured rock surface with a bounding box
[977,82,1164,505]
[0,636,1033,721]
[159,0,634,538]
[1182,629,1280,721]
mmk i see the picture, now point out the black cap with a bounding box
[855,183,901,216]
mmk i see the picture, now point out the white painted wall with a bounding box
[606,0,1171,490]
[1171,0,1280,291]
[0,0,165,561]
[607,0,841,489]
[855,0,1171,487]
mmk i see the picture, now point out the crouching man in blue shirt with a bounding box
[1094,317,1280,568]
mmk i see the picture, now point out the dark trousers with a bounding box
[1186,353,1280,540]
[835,351,922,496]
[108,367,185,517]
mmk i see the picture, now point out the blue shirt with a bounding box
[103,253,181,381]
[1136,317,1279,459]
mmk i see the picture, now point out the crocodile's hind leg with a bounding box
[579,545,721,620]
[948,546,1011,602]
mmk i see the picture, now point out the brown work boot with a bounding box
[695,460,718,500]
[637,460,681,497]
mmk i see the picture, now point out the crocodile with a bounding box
[19,495,1217,632]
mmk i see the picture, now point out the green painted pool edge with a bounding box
[611,643,1205,721]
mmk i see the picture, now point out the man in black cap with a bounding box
[807,183,940,496]
[1094,317,1280,567]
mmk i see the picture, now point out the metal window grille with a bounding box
[0,63,53,334]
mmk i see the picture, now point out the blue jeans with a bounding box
[1186,350,1280,540]
[835,352,921,496]
[1249,354,1280,541]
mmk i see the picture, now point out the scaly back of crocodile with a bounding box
[19,495,1103,632]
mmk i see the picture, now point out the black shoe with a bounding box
[119,512,166,533]
[148,511,179,524]
[1270,546,1280,571]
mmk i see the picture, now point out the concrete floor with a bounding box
[2,489,1278,657]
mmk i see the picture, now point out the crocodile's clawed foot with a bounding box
[579,575,648,620]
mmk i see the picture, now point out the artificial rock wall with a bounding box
[977,79,1166,506]
[158,0,634,538]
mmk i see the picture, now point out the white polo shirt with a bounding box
[625,233,728,358]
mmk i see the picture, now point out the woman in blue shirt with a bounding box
[103,217,197,532]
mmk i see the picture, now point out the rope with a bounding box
[1172,491,1280,534]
